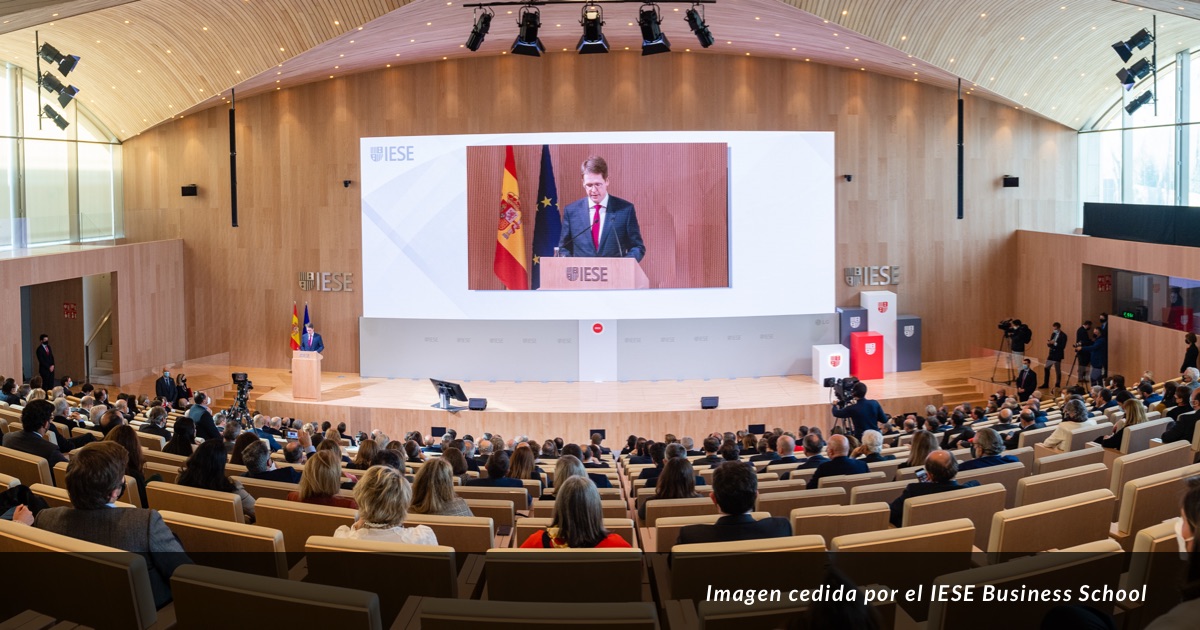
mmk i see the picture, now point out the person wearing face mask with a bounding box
[155,368,177,404]
[1146,477,1200,629]
[60,375,74,397]
[1183,332,1198,376]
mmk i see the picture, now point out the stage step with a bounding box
[929,378,989,410]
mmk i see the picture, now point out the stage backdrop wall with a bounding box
[121,54,1078,374]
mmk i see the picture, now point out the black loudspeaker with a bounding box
[700,396,719,410]
[1002,176,1020,188]
[468,398,488,411]
[181,184,198,197]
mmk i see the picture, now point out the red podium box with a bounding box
[850,331,884,380]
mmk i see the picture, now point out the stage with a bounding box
[124,359,997,443]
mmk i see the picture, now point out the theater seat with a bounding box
[237,476,298,501]
[484,548,644,602]
[661,536,826,608]
[1015,462,1108,507]
[816,471,888,492]
[403,513,496,553]
[143,461,181,484]
[849,479,912,506]
[145,481,244,524]
[986,489,1116,563]
[0,445,53,487]
[902,483,1007,550]
[755,487,846,517]
[415,598,659,630]
[170,564,381,630]
[790,502,890,540]
[0,471,17,489]
[1033,445,1104,475]
[159,510,287,578]
[1110,462,1200,551]
[650,512,775,553]
[1108,441,1192,520]
[642,496,719,527]
[955,462,1026,509]
[253,497,356,557]
[1121,518,1190,627]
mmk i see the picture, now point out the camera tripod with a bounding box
[990,332,1016,385]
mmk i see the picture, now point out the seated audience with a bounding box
[694,436,724,468]
[540,439,559,460]
[1,378,20,405]
[242,440,302,483]
[638,456,701,522]
[581,444,609,468]
[796,434,829,469]
[901,430,939,470]
[347,439,380,470]
[289,449,357,509]
[1164,388,1200,445]
[1096,397,1150,449]
[808,434,869,489]
[103,424,152,506]
[635,442,669,485]
[1003,409,1046,450]
[162,417,197,456]
[853,430,894,463]
[940,412,975,449]
[773,435,802,466]
[675,461,791,544]
[958,428,1019,471]
[1042,399,1095,451]
[888,450,980,527]
[628,438,653,464]
[404,439,425,463]
[333,465,438,545]
[178,438,257,522]
[11,441,191,608]
[520,476,631,548]
[227,431,262,466]
[507,442,545,491]
[466,451,524,489]
[590,432,610,455]
[3,400,67,465]
[139,406,173,441]
[440,446,473,485]
[409,457,474,517]
[619,434,637,456]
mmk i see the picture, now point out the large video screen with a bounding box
[361,131,834,320]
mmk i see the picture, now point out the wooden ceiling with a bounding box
[0,0,1191,139]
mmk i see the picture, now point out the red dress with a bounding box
[286,491,358,510]
[519,530,631,548]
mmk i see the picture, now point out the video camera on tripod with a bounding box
[228,372,254,427]
[823,376,860,409]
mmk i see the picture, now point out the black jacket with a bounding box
[1163,409,1200,445]
[675,513,793,545]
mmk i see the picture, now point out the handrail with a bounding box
[85,309,112,348]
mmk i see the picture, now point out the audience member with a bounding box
[466,451,524,490]
[901,430,939,470]
[807,434,869,489]
[3,400,67,465]
[332,465,437,544]
[178,438,257,522]
[139,406,172,441]
[853,430,894,463]
[1164,388,1200,445]
[520,476,631,548]
[1003,409,1045,450]
[958,428,1019,471]
[242,440,302,483]
[187,392,219,441]
[940,412,975,449]
[163,417,197,456]
[1042,399,1095,451]
[408,457,474,518]
[289,449,357,509]
[888,451,980,527]
[675,461,791,544]
[1096,397,1150,449]
[103,424,151,506]
[227,432,261,466]
[347,439,380,470]
[638,457,701,522]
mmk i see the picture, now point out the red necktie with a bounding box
[591,204,601,250]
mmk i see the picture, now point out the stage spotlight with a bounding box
[465,8,494,52]
[684,4,714,48]
[577,3,608,54]
[511,5,545,56]
[37,42,80,76]
[1116,58,1153,90]
[1125,90,1154,115]
[42,104,68,130]
[38,72,80,108]
[638,4,670,55]
[1112,28,1153,63]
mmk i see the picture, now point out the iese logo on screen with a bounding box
[369,146,415,162]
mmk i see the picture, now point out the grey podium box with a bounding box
[837,307,868,350]
[896,314,922,372]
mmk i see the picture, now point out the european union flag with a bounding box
[531,145,562,289]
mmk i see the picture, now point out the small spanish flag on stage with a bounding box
[290,302,300,350]
[494,145,529,290]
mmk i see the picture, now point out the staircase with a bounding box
[926,377,990,410]
[90,342,115,386]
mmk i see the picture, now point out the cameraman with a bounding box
[1075,319,1094,384]
[1079,326,1107,387]
[999,319,1032,380]
[831,381,886,440]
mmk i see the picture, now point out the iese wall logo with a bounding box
[369,146,416,162]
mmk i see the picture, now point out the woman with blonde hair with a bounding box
[1096,396,1151,449]
[333,465,438,545]
[288,450,357,509]
[901,430,940,470]
[409,457,474,517]
[519,476,631,548]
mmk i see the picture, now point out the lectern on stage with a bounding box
[538,257,650,290]
[292,351,322,401]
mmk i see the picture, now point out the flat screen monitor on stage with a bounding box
[361,131,835,320]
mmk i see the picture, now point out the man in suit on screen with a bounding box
[557,156,645,262]
[300,322,325,353]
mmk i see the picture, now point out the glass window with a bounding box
[78,142,113,240]
[1112,268,1200,335]
[21,74,71,141]
[1128,66,1175,205]
[1081,129,1122,203]
[23,139,70,244]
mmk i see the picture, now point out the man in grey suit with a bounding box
[557,155,646,262]
[2,399,67,466]
[13,441,191,608]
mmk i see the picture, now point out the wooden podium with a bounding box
[292,351,322,401]
[537,257,650,290]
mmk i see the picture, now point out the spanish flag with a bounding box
[494,145,529,290]
[290,302,300,350]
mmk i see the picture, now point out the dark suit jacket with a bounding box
[628,455,653,465]
[244,467,302,484]
[587,473,613,489]
[807,456,869,489]
[675,513,792,545]
[557,194,646,261]
[958,454,1019,472]
[194,411,220,441]
[831,398,886,438]
[941,427,975,449]
[465,477,524,489]
[889,480,981,527]
[300,332,325,353]
[1182,344,1198,373]
[749,452,780,463]
[1003,422,1046,450]
[1163,409,1200,444]
[695,455,724,469]
[254,428,282,452]
[35,343,54,380]
[1015,368,1037,401]
[862,453,895,463]
[139,423,173,442]
[797,455,829,470]
[35,506,191,608]
[2,430,67,466]
[155,377,177,403]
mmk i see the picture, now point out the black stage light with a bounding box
[42,104,68,130]
[1125,90,1153,115]
[465,8,493,52]
[638,4,670,55]
[37,42,80,76]
[1116,58,1153,90]
[512,6,545,56]
[577,3,608,54]
[1112,28,1153,63]
[38,72,79,108]
[684,4,714,48]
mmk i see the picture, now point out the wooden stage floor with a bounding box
[124,359,995,444]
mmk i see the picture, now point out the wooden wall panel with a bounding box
[465,143,729,290]
[1015,230,1200,384]
[28,279,84,386]
[121,54,1078,373]
[0,241,186,385]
